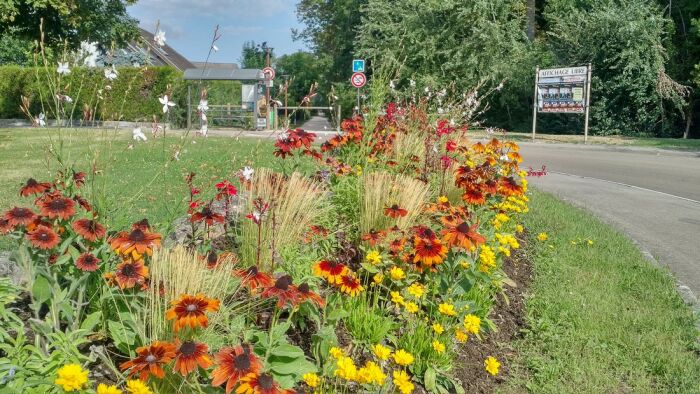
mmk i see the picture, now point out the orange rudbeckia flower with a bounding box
[120,341,176,381]
[19,178,51,197]
[166,294,220,332]
[339,274,364,297]
[384,204,408,218]
[260,275,301,309]
[4,207,37,227]
[39,196,76,220]
[75,252,101,272]
[173,339,213,376]
[110,227,161,259]
[236,372,294,394]
[233,266,274,293]
[441,221,486,250]
[26,224,60,249]
[72,218,106,242]
[313,260,348,284]
[211,344,262,394]
[114,258,150,289]
[413,236,447,269]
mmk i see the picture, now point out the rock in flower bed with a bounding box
[0,99,529,393]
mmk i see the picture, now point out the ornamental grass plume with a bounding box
[240,168,327,270]
[360,172,429,236]
[138,246,240,342]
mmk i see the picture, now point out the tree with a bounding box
[274,51,322,105]
[239,41,273,69]
[0,0,140,50]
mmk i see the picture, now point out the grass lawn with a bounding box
[0,128,282,249]
[506,190,700,393]
[468,129,700,151]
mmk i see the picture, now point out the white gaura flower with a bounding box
[409,79,416,87]
[200,124,208,136]
[389,80,396,90]
[132,62,141,67]
[37,113,46,127]
[56,94,73,103]
[212,45,219,52]
[104,66,118,81]
[241,166,254,181]
[159,95,176,113]
[132,127,147,142]
[80,41,99,68]
[57,62,70,75]
[154,30,166,47]
[197,99,209,113]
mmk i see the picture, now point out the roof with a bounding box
[137,28,194,71]
[191,62,239,70]
[183,68,265,81]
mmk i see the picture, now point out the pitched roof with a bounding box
[137,28,194,71]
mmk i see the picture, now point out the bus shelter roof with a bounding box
[182,68,265,81]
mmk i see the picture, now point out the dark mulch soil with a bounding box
[454,237,533,393]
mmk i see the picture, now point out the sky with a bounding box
[127,0,308,64]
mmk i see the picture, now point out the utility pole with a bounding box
[264,45,272,109]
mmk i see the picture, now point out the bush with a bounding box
[0,65,187,124]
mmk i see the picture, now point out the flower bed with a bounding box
[0,98,529,393]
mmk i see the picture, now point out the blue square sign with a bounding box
[353,59,365,73]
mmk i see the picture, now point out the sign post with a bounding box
[350,71,366,113]
[533,65,591,143]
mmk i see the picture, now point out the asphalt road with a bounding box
[520,142,700,297]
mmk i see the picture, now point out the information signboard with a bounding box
[537,66,587,113]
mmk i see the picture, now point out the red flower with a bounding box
[446,140,457,152]
[440,155,453,170]
[462,187,486,205]
[19,178,51,197]
[39,196,76,220]
[120,341,176,381]
[413,236,447,269]
[173,339,213,376]
[0,218,12,234]
[384,204,408,219]
[114,258,149,289]
[313,260,348,284]
[441,221,486,250]
[361,229,386,246]
[215,181,238,197]
[75,252,101,272]
[211,344,262,394]
[260,275,301,309]
[436,119,455,136]
[190,206,225,225]
[73,171,86,187]
[110,227,161,259]
[233,266,274,293]
[26,225,59,249]
[297,283,325,307]
[498,177,524,196]
[72,218,106,242]
[4,207,37,227]
[73,195,92,212]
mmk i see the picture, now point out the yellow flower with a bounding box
[438,196,449,204]
[54,364,89,392]
[484,356,501,376]
[389,266,406,281]
[404,302,419,314]
[356,361,386,385]
[438,303,456,316]
[372,343,392,361]
[97,384,123,394]
[303,372,321,388]
[125,379,152,394]
[330,346,344,359]
[334,356,357,381]
[537,232,548,241]
[432,340,445,353]
[463,314,481,335]
[355,165,363,176]
[515,224,524,233]
[393,349,414,366]
[373,273,384,284]
[460,260,471,269]
[498,246,511,257]
[478,245,497,273]
[432,323,444,334]
[366,250,382,265]
[587,239,594,246]
[392,370,415,394]
[455,329,468,343]
[406,282,425,298]
[390,291,405,306]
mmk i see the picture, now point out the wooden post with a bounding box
[584,63,592,144]
[532,66,539,141]
[187,84,192,130]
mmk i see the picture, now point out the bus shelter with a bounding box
[183,68,268,130]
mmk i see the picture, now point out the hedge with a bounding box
[0,65,188,125]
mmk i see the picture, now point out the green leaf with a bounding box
[108,320,136,353]
[80,311,102,332]
[424,367,437,392]
[270,344,305,359]
[360,262,379,273]
[31,275,51,304]
[269,357,316,377]
[326,308,349,322]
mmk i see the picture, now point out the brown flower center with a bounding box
[26,178,38,187]
[122,263,136,277]
[145,354,157,363]
[274,275,291,290]
[179,341,196,356]
[186,304,198,312]
[234,354,251,371]
[258,373,274,389]
[456,222,470,234]
[38,231,50,241]
[298,283,310,294]
[129,228,146,242]
[246,266,258,275]
[48,199,67,211]
[207,252,218,265]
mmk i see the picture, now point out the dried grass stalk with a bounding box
[240,168,327,270]
[141,246,238,342]
[391,131,426,164]
[360,171,430,236]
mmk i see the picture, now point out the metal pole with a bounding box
[356,88,360,114]
[187,84,192,130]
[532,66,539,141]
[583,63,592,144]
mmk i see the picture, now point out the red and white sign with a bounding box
[262,67,276,80]
[350,72,366,88]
